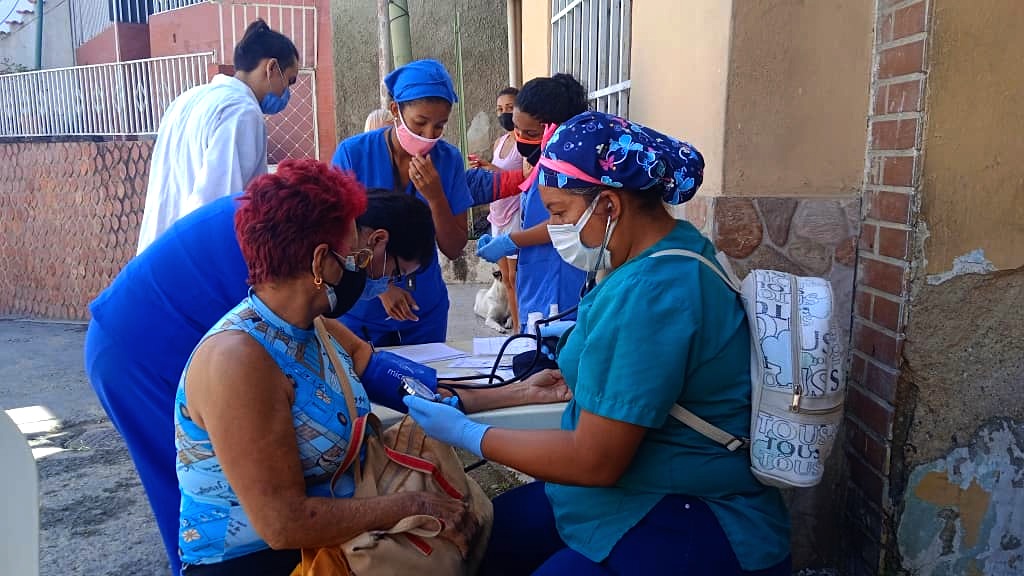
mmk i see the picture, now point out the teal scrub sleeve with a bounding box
[574,277,698,429]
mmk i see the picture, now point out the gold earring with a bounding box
[313,275,323,289]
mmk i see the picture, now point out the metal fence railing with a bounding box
[0,52,215,137]
[152,0,207,13]
[266,69,318,162]
[550,0,632,117]
[217,2,318,69]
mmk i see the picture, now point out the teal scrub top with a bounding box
[331,128,473,343]
[545,220,791,571]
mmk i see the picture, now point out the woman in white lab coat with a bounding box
[136,18,299,253]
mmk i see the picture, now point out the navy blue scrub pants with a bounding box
[84,321,182,575]
[480,482,791,576]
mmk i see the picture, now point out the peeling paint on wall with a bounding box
[926,249,997,285]
[898,420,1024,575]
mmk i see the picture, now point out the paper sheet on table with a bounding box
[472,337,536,357]
[383,343,467,364]
[448,356,514,369]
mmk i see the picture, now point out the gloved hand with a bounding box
[403,395,492,457]
[476,234,518,263]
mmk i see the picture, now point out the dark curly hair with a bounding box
[515,74,588,124]
[235,159,367,285]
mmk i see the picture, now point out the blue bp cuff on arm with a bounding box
[361,351,438,412]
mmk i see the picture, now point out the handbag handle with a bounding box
[314,317,364,489]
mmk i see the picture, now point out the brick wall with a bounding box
[0,138,153,321]
[844,0,930,574]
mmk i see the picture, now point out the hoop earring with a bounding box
[313,275,323,289]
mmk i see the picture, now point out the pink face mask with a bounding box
[394,110,441,156]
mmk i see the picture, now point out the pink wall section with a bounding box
[147,4,222,59]
[76,23,151,65]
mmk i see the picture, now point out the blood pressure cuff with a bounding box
[361,351,438,413]
[512,336,562,380]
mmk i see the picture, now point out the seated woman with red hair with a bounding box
[171,160,571,576]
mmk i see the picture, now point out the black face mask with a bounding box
[516,140,542,166]
[498,112,515,132]
[324,267,367,319]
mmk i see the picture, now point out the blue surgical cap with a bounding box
[384,59,458,104]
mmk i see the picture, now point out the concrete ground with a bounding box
[0,283,508,576]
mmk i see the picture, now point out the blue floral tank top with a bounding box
[174,292,370,567]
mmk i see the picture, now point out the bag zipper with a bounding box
[789,276,803,413]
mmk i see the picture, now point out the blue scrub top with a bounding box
[89,195,249,381]
[516,177,587,327]
[332,128,472,345]
[545,220,791,571]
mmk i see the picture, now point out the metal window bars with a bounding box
[549,0,632,117]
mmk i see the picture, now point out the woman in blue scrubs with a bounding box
[474,74,589,330]
[332,59,473,346]
[406,112,792,575]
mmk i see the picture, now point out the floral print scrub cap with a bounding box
[536,111,704,205]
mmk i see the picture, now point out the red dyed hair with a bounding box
[235,159,368,285]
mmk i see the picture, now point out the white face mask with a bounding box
[547,196,617,271]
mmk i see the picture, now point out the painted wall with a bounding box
[725,0,873,198]
[75,22,151,65]
[0,0,74,69]
[519,0,548,81]
[895,1,1024,573]
[147,3,221,58]
[918,0,1024,274]
[629,0,730,197]
[329,0,509,154]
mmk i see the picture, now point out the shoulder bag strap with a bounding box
[314,317,366,493]
[648,249,748,452]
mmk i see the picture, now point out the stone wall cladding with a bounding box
[0,139,153,321]
[704,196,860,346]
[846,0,932,574]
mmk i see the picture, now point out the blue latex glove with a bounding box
[539,320,575,339]
[476,233,518,263]
[403,395,492,457]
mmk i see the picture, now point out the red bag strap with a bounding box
[381,443,464,500]
[329,414,369,497]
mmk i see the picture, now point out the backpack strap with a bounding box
[669,405,747,452]
[649,248,748,452]
[649,249,742,293]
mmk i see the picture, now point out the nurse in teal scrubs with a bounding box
[406,112,792,575]
[332,59,472,345]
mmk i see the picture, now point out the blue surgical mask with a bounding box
[260,65,291,115]
[361,276,390,301]
[360,247,395,301]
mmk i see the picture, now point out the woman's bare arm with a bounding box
[184,332,470,550]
